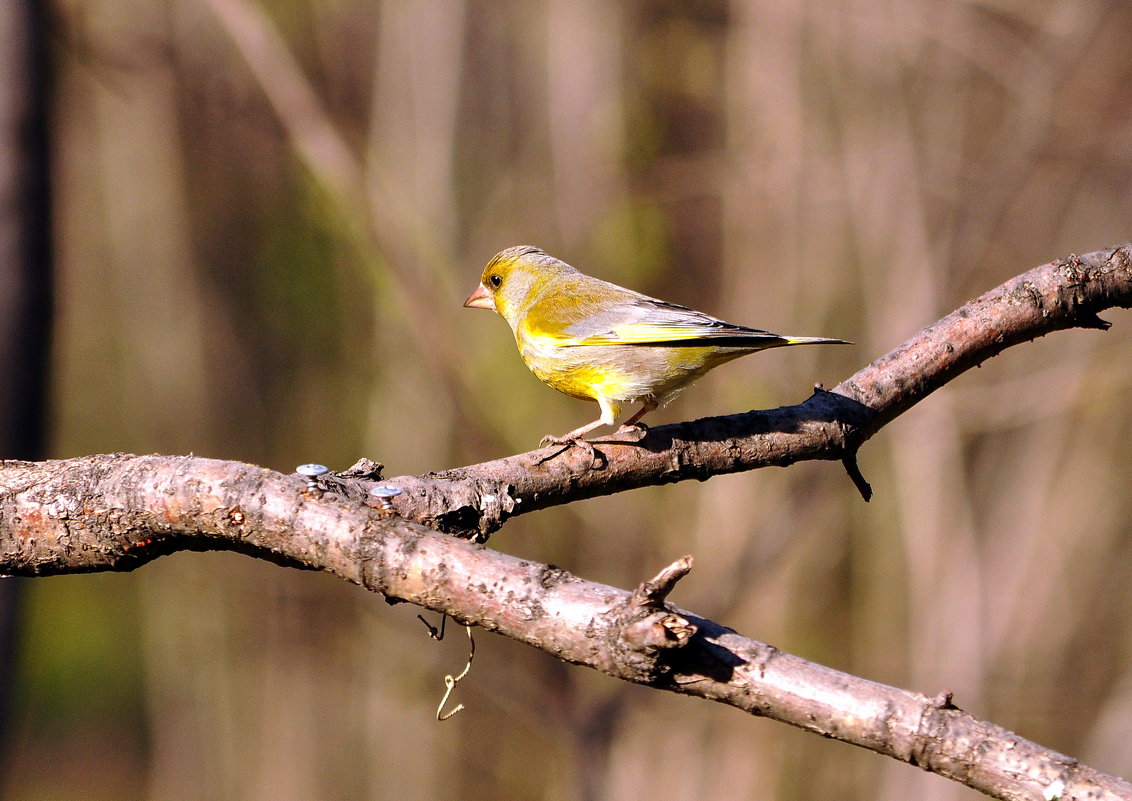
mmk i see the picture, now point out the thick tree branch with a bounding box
[1,453,1128,800]
[330,243,1132,539]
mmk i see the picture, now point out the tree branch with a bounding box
[334,243,1132,540]
[0,452,1128,800]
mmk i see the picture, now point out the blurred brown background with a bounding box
[6,0,1132,799]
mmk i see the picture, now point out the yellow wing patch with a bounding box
[569,322,713,345]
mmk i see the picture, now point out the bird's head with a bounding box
[464,245,573,329]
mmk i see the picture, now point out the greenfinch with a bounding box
[465,246,849,443]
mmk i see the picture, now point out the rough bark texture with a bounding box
[3,244,1132,801]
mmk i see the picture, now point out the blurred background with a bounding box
[3,0,1132,799]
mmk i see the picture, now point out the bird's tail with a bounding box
[782,336,852,346]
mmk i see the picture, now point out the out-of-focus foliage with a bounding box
[8,0,1132,799]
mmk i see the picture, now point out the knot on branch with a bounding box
[338,459,518,541]
[607,557,697,684]
[906,690,969,772]
[1052,253,1114,331]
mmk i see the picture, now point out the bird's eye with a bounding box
[488,274,503,288]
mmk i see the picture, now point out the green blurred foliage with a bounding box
[16,576,144,723]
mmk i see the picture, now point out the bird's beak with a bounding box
[463,284,495,311]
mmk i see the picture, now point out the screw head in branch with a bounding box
[295,463,330,492]
[370,484,404,513]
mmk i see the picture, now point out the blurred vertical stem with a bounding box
[0,0,53,786]
[204,0,507,453]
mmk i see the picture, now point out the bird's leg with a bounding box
[615,400,657,440]
[539,417,609,447]
[619,400,656,428]
[539,397,622,447]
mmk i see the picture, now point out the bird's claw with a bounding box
[536,435,575,465]
[615,422,649,442]
[536,435,599,466]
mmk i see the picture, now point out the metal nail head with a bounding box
[296,463,329,491]
[370,484,403,512]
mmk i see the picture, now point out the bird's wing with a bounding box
[559,297,792,347]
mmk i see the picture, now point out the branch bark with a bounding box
[3,243,1132,800]
[0,453,1128,800]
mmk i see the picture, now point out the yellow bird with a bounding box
[464,246,849,444]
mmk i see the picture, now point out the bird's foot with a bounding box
[539,433,574,448]
[614,422,649,442]
[536,435,599,466]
